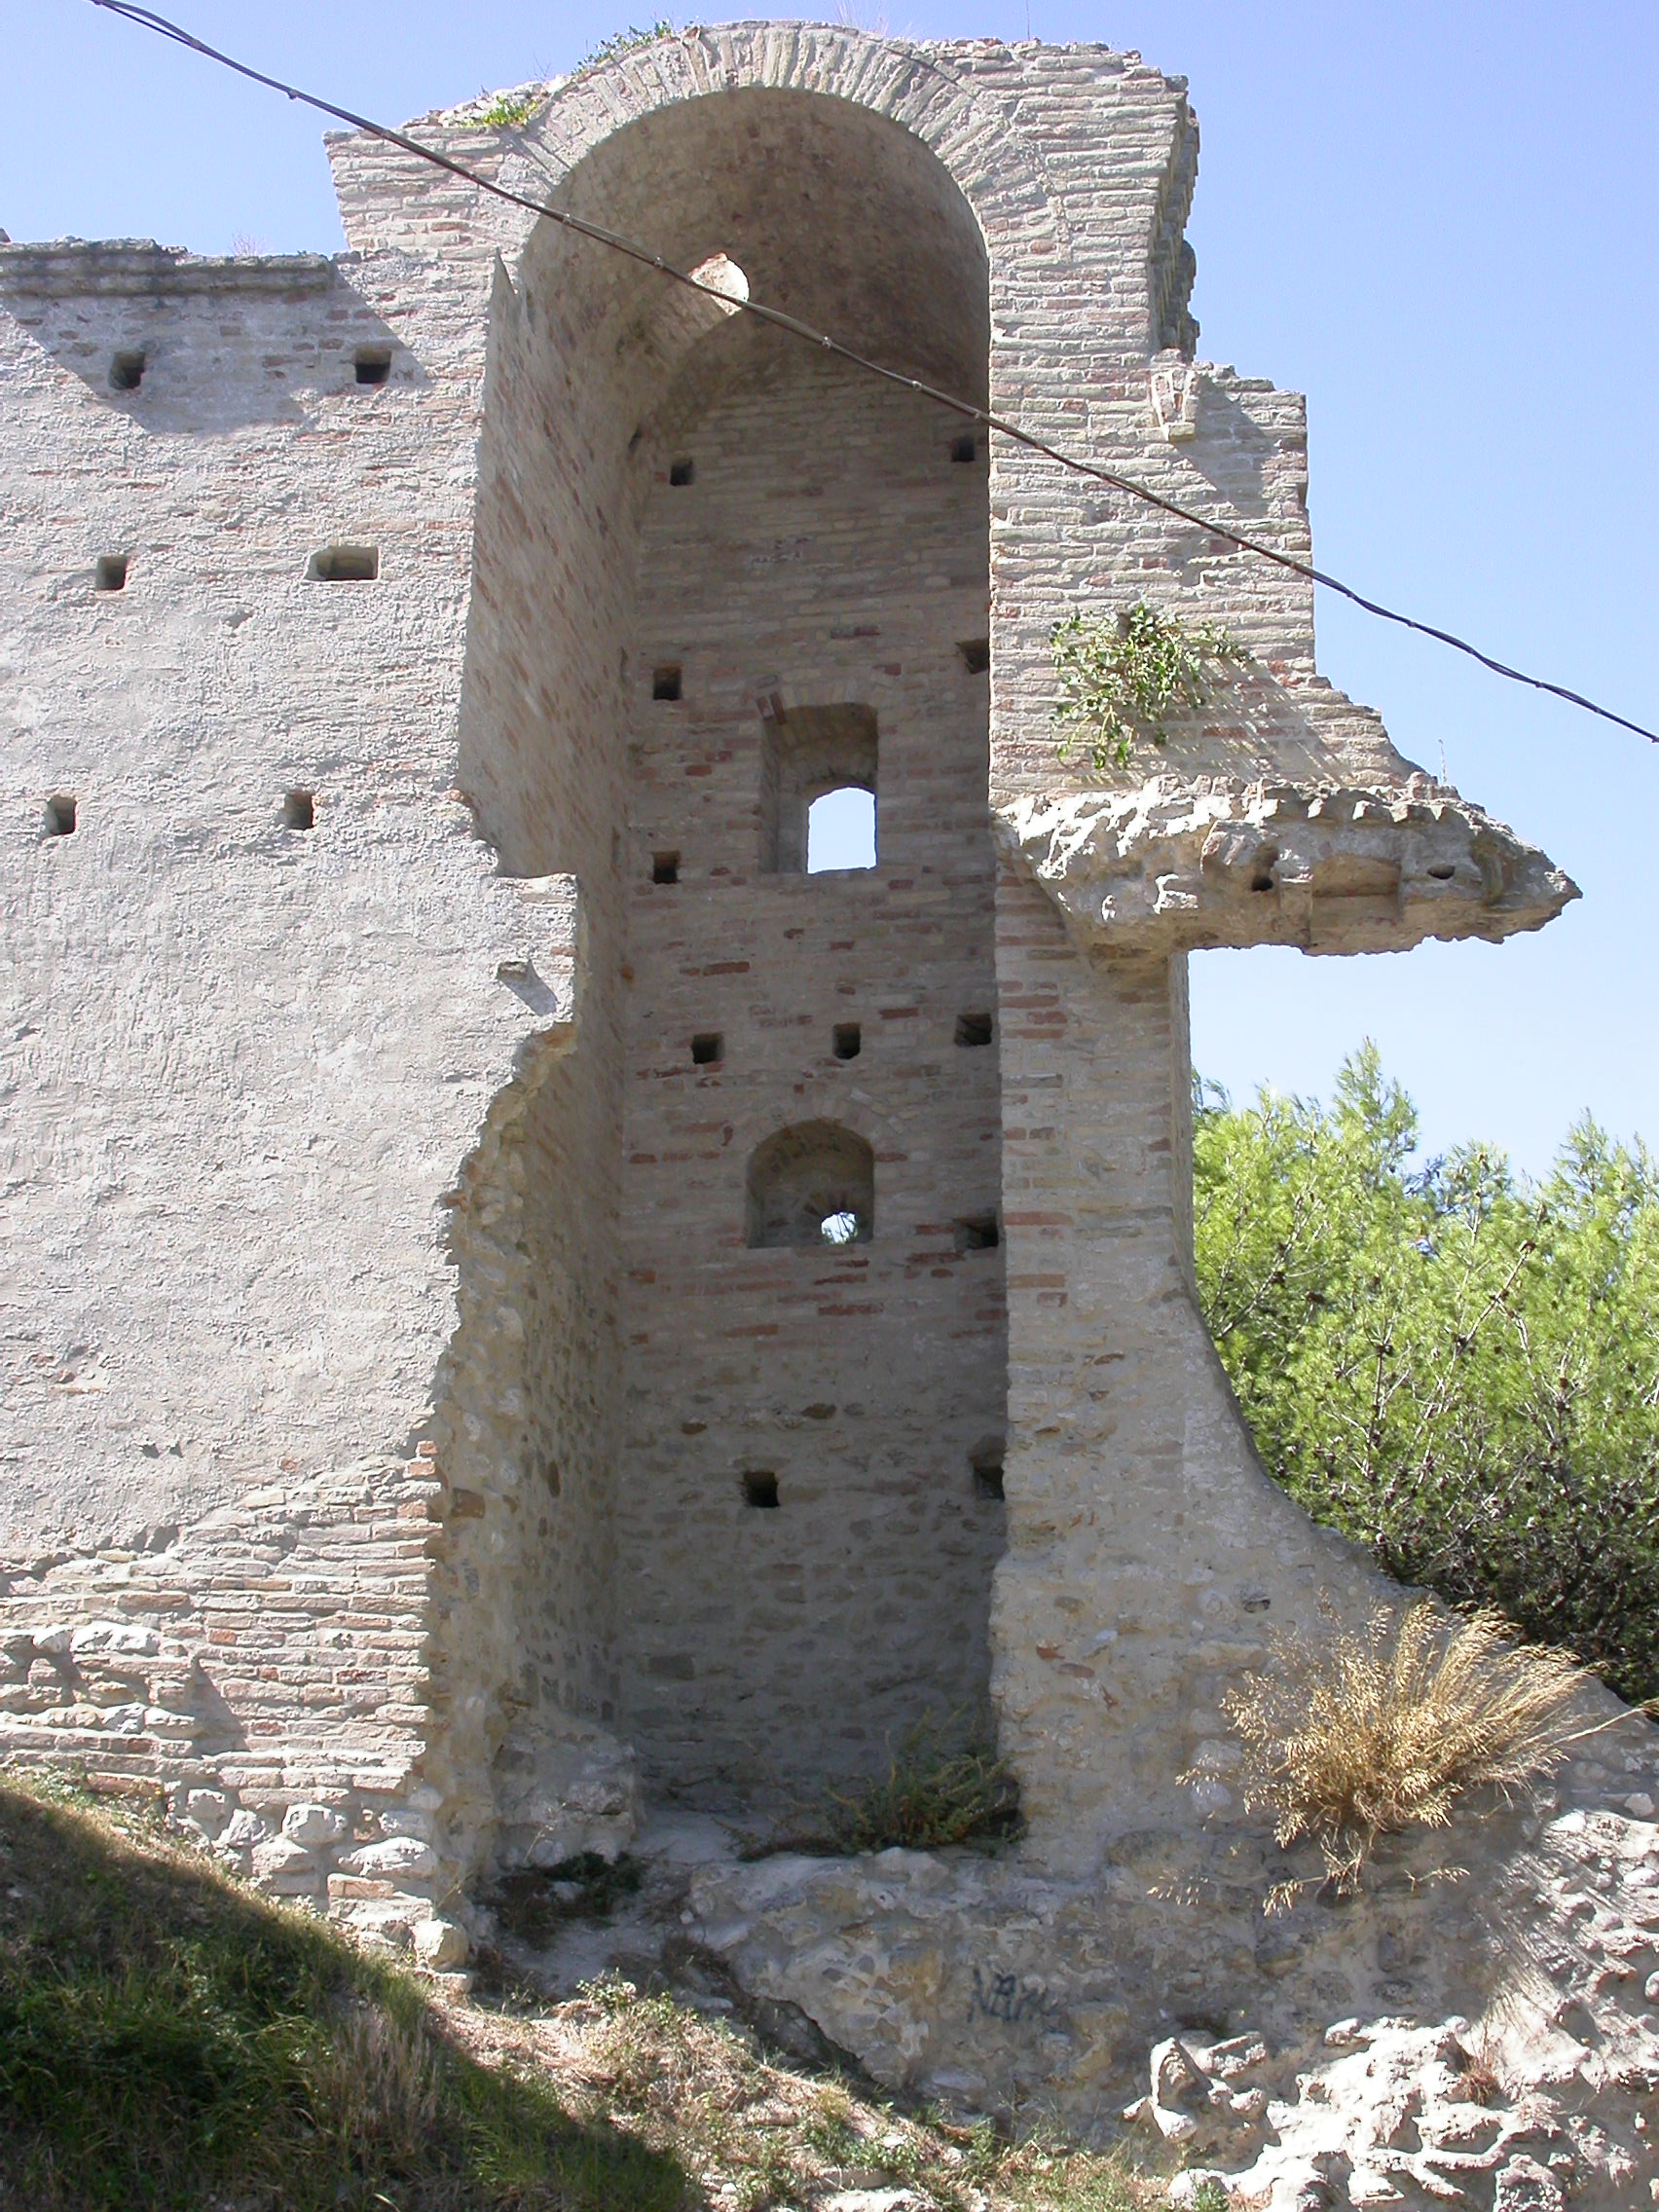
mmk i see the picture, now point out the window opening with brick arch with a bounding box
[746,1122,874,1248]
[759,702,878,873]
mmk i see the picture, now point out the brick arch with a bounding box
[503,21,1072,273]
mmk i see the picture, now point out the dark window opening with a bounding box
[832,1023,861,1061]
[746,1121,874,1249]
[652,663,682,701]
[971,1449,1006,1501]
[93,554,129,593]
[284,790,315,831]
[669,457,695,487]
[955,1012,993,1049]
[652,850,681,885]
[742,1471,780,1509]
[1250,873,1275,893]
[690,1032,723,1066]
[950,433,977,463]
[957,638,990,675]
[353,347,391,386]
[956,1212,1000,1253]
[307,544,379,581]
[44,794,77,837]
[110,350,146,392]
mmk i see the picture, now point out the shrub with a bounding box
[1218,1602,1595,1899]
[1051,601,1242,770]
[1194,1049,1659,1705]
[823,1725,1022,1854]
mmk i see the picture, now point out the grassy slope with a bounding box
[0,1777,1188,2212]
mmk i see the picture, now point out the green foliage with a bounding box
[465,89,540,129]
[0,1779,682,2212]
[1194,1047,1659,1704]
[578,20,676,71]
[1051,600,1243,770]
[823,1723,1023,1853]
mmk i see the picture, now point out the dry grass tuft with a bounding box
[1217,1601,1597,1900]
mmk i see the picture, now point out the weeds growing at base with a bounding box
[1216,1600,1600,1902]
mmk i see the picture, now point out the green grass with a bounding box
[0,1776,682,2212]
[0,1775,1206,2212]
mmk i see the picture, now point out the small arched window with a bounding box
[745,1122,874,1248]
[807,785,877,873]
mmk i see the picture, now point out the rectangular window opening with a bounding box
[283,790,315,831]
[955,1012,993,1049]
[110,349,146,392]
[652,663,682,701]
[306,544,379,582]
[669,457,695,487]
[93,554,129,593]
[957,639,990,675]
[742,1470,780,1510]
[353,347,391,386]
[972,1454,1006,1502]
[652,850,681,885]
[832,1022,862,1061]
[44,793,77,837]
[950,433,977,463]
[690,1032,723,1067]
[956,1212,1000,1253]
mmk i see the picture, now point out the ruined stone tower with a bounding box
[6,25,1657,2194]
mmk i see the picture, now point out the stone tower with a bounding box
[6,25,1656,2192]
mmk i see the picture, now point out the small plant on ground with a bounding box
[1217,1600,1597,1902]
[489,1850,643,1947]
[1052,600,1243,770]
[824,1721,1023,1853]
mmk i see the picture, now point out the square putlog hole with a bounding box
[652,850,680,885]
[690,1032,723,1066]
[651,664,682,701]
[283,790,315,830]
[44,793,77,837]
[832,1022,862,1061]
[306,544,379,582]
[957,639,990,675]
[668,457,695,486]
[956,1212,1000,1253]
[93,554,129,593]
[741,1471,780,1510]
[955,1012,993,1049]
[971,1450,1006,1501]
[950,433,977,462]
[109,349,146,392]
[353,347,391,386]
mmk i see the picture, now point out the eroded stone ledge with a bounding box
[1001,776,1578,958]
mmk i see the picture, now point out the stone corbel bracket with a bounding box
[1001,776,1577,958]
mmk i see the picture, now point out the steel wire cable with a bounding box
[81,0,1659,748]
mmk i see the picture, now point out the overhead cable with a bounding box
[85,0,1658,748]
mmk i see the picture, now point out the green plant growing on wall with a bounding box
[464,89,541,129]
[579,20,677,72]
[1051,600,1243,770]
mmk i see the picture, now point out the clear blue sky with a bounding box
[5,2,1655,1177]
